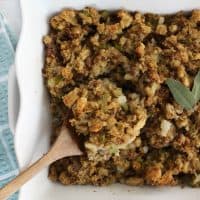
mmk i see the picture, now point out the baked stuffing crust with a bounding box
[43,8,200,186]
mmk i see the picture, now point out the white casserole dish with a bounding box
[13,0,200,199]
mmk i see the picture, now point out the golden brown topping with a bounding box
[145,165,162,185]
[61,67,73,81]
[135,42,145,57]
[156,24,167,35]
[63,88,79,107]
[124,177,144,186]
[44,8,200,187]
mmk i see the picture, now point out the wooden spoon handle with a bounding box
[0,126,82,200]
[0,153,53,200]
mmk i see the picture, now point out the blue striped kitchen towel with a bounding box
[0,13,19,199]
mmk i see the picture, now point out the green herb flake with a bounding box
[114,43,123,52]
[109,145,119,155]
[99,134,106,143]
[166,71,200,109]
[122,103,128,112]
[101,10,109,18]
[166,78,195,110]
[192,71,200,102]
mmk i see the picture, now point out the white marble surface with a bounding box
[0,0,21,37]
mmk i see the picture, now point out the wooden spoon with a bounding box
[0,126,82,200]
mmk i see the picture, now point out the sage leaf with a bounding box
[192,71,200,102]
[166,78,195,109]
